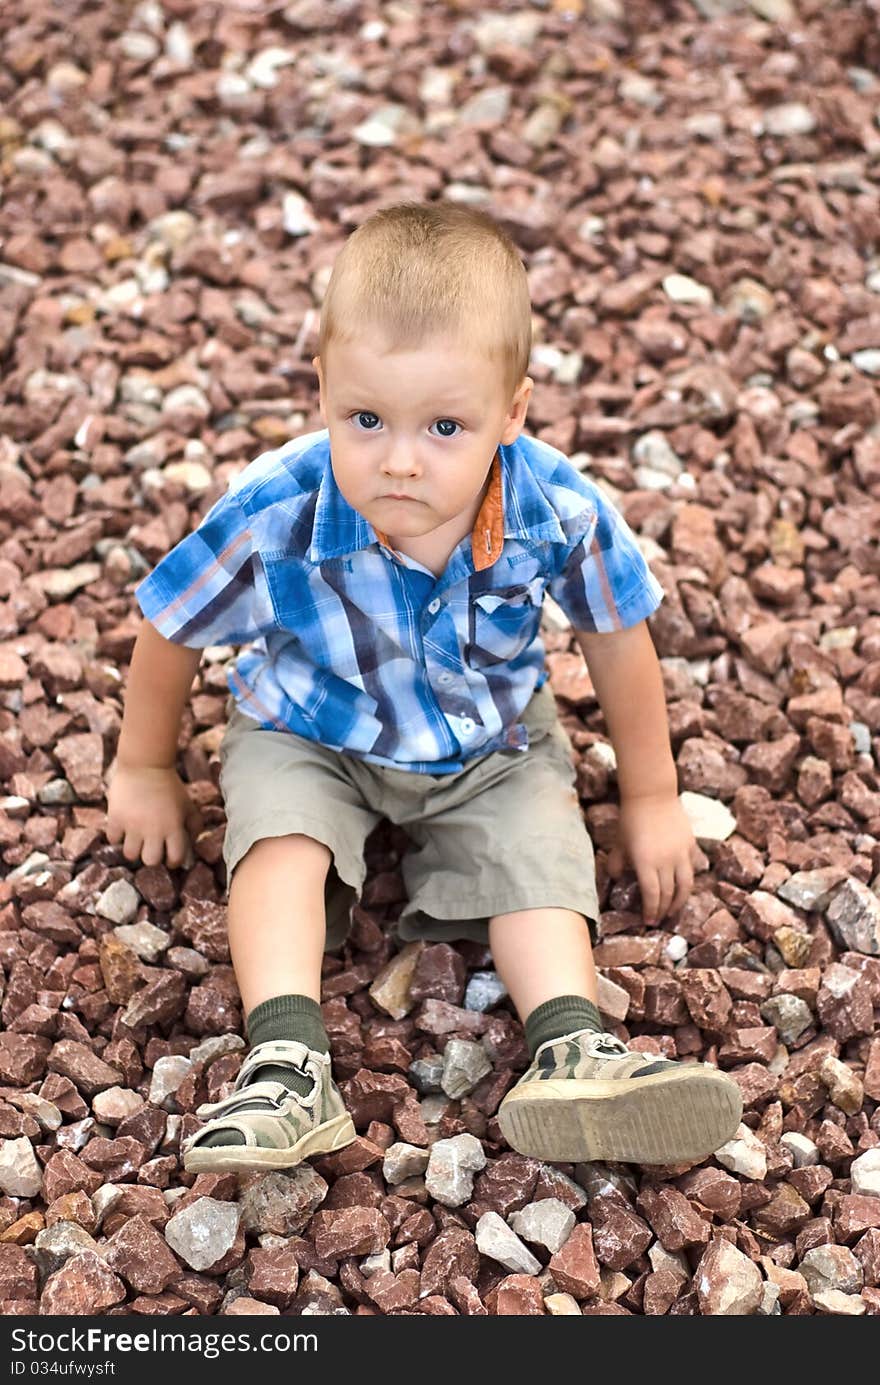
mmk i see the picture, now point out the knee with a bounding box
[234,832,334,885]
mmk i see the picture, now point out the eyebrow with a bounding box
[337,395,473,410]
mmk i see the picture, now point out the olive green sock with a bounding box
[197,994,329,1149]
[524,995,603,1060]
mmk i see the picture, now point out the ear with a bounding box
[500,376,534,444]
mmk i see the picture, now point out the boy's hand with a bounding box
[606,792,699,925]
[105,761,201,870]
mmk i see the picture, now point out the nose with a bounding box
[381,438,421,481]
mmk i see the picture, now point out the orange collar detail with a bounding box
[374,450,503,573]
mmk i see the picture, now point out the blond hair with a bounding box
[316,200,533,405]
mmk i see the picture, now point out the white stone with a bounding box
[352,105,420,147]
[800,1245,863,1296]
[779,1133,820,1168]
[95,878,141,925]
[149,1055,194,1107]
[424,1134,486,1208]
[632,431,684,476]
[757,1282,781,1315]
[851,349,880,376]
[545,1292,582,1314]
[810,1289,865,1315]
[188,1034,245,1066]
[162,460,212,494]
[148,210,198,251]
[463,970,508,1012]
[282,191,320,238]
[113,921,170,962]
[471,11,543,52]
[120,31,160,62]
[440,1038,492,1099]
[29,564,103,601]
[714,1124,768,1180]
[824,874,880,939]
[165,22,193,66]
[679,790,736,841]
[776,867,847,913]
[665,935,689,963]
[246,47,297,89]
[92,1184,124,1229]
[509,1198,576,1254]
[215,71,253,108]
[0,1136,43,1197]
[760,994,813,1045]
[475,1211,541,1275]
[749,0,795,20]
[648,1244,690,1283]
[164,1197,240,1271]
[696,1239,763,1315]
[850,1148,880,1199]
[382,1142,430,1186]
[633,465,676,491]
[164,384,210,419]
[663,273,713,306]
[458,86,511,126]
[761,103,816,137]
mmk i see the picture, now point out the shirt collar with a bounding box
[307,430,567,570]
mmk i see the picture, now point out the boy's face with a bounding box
[312,332,533,545]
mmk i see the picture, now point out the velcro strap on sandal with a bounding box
[196,1079,291,1119]
[234,1038,328,1091]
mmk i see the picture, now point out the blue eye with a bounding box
[433,419,461,438]
[349,411,380,430]
[348,411,462,437]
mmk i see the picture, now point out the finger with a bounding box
[639,869,661,924]
[141,836,164,868]
[122,831,143,863]
[105,818,122,845]
[165,828,189,870]
[657,866,676,921]
[669,861,694,917]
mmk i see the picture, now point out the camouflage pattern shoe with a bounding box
[181,1038,356,1173]
[497,1029,742,1166]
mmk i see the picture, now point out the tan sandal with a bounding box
[181,1038,356,1173]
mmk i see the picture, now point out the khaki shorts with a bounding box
[218,679,600,952]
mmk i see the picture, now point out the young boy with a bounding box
[106,201,742,1174]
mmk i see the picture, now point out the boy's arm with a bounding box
[116,619,204,768]
[573,620,697,923]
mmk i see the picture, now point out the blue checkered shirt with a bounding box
[134,428,664,773]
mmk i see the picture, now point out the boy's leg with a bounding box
[491,904,742,1165]
[184,823,376,1171]
[228,832,332,1010]
[488,905,600,1016]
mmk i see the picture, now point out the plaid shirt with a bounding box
[134,428,664,774]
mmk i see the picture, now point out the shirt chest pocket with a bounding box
[466,576,545,669]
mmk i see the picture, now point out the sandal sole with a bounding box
[496,1066,743,1165]
[182,1112,357,1173]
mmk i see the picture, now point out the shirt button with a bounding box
[427,598,441,614]
[460,717,475,735]
[438,672,452,684]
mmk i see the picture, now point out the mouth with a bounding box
[384,494,418,501]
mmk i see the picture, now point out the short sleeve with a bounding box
[134,487,273,648]
[547,487,665,633]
